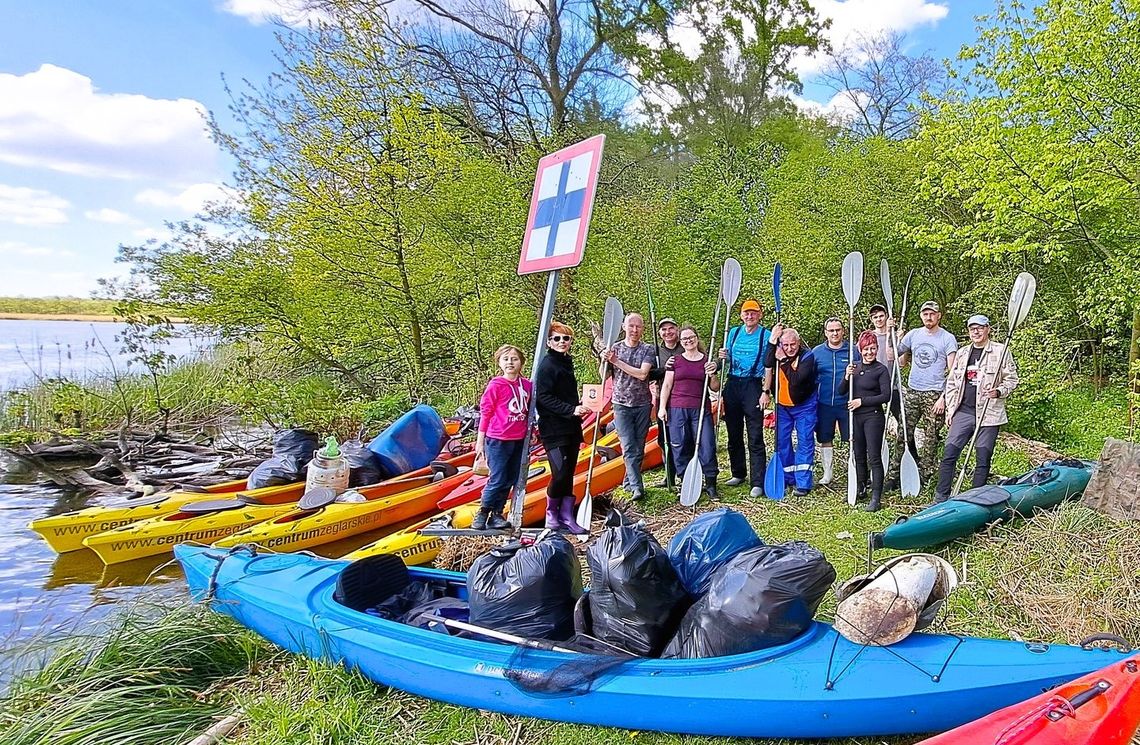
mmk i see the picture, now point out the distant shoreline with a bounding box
[0,313,119,322]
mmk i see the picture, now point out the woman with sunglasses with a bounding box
[765,324,820,497]
[535,322,591,533]
[839,330,892,511]
[657,324,720,499]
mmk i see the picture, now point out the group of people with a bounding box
[470,289,1020,531]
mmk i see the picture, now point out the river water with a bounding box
[0,319,215,685]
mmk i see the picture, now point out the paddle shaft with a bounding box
[427,615,578,653]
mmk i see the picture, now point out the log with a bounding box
[835,556,938,646]
[1083,437,1140,521]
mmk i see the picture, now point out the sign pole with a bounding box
[509,270,559,529]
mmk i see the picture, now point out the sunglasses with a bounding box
[680,336,698,342]
[549,335,572,342]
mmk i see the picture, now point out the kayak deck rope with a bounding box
[201,542,326,600]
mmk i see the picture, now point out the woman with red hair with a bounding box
[840,330,892,511]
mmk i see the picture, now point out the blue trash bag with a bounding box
[667,508,763,597]
[367,404,448,478]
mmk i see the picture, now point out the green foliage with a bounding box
[1008,380,1129,458]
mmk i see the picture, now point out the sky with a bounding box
[0,0,992,298]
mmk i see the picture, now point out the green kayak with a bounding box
[871,459,1095,551]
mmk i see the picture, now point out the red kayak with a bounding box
[917,654,1140,745]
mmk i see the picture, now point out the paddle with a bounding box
[951,272,1037,495]
[715,257,744,442]
[895,270,922,498]
[645,261,672,488]
[680,259,738,507]
[763,263,785,500]
[842,252,864,506]
[879,260,894,470]
[576,296,623,535]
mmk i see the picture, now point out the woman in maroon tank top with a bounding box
[657,325,721,499]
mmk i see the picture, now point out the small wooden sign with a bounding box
[582,384,606,413]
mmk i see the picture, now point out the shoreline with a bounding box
[0,313,120,322]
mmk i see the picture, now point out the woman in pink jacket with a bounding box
[473,345,534,530]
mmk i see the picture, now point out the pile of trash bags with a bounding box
[459,508,836,659]
[246,429,320,490]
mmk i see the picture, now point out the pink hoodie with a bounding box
[478,375,533,440]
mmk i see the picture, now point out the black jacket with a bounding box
[535,350,584,447]
[839,360,892,415]
[765,342,819,406]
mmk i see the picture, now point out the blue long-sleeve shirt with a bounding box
[812,341,851,407]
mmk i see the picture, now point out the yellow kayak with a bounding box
[344,433,661,566]
[82,466,462,565]
[29,478,303,554]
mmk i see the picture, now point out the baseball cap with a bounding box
[741,299,762,313]
[657,317,678,328]
[967,314,990,327]
[869,303,887,315]
[919,300,940,312]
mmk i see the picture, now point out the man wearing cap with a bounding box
[935,314,1019,502]
[718,299,773,497]
[889,300,958,484]
[651,318,682,488]
[812,317,851,485]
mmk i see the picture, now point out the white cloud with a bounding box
[135,182,232,213]
[222,0,330,27]
[0,65,218,182]
[0,184,69,226]
[132,226,175,242]
[0,240,75,258]
[788,90,868,123]
[798,0,949,77]
[84,208,135,225]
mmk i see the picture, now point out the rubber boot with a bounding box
[820,447,834,485]
[486,511,511,530]
[472,508,490,531]
[704,477,718,500]
[558,497,588,534]
[544,497,563,530]
[864,492,882,512]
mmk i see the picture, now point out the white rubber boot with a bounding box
[820,446,834,485]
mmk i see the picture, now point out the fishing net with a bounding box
[502,633,639,697]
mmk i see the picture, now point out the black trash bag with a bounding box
[272,428,320,464]
[365,580,447,620]
[246,429,320,489]
[586,523,690,656]
[246,454,303,490]
[667,508,764,597]
[661,541,836,659]
[341,439,384,487]
[468,532,583,641]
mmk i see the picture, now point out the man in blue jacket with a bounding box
[812,317,851,486]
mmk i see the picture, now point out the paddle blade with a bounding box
[842,252,864,308]
[900,451,921,497]
[1007,272,1037,330]
[846,453,858,506]
[679,459,703,507]
[603,296,624,347]
[772,262,783,315]
[721,257,742,309]
[880,438,890,481]
[575,492,593,536]
[880,259,894,316]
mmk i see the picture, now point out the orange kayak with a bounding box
[916,654,1140,745]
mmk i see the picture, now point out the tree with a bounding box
[628,0,829,145]
[818,32,948,139]
[913,0,1140,408]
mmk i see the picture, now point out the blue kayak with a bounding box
[175,545,1129,739]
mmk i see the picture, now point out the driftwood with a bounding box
[2,429,272,494]
[1083,437,1140,521]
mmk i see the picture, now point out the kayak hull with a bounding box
[916,655,1140,744]
[176,545,1127,739]
[29,479,300,553]
[874,460,1094,551]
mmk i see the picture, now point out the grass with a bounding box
[3,412,1136,745]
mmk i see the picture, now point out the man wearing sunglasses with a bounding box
[718,299,774,497]
[603,313,656,500]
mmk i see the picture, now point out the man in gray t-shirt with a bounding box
[887,300,959,485]
[603,313,656,499]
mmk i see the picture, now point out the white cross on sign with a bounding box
[518,135,605,275]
